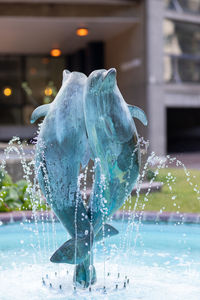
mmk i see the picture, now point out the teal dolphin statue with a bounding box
[47,68,147,288]
[31,71,92,260]
[84,68,148,234]
[31,70,119,288]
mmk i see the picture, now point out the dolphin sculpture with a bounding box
[31,70,92,258]
[69,69,147,287]
[31,70,119,288]
[43,68,147,288]
[83,68,148,234]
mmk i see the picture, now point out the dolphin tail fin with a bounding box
[30,104,51,124]
[95,223,119,242]
[50,234,93,265]
[128,105,148,126]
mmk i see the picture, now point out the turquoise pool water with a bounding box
[0,220,200,300]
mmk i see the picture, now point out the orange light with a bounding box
[50,48,61,57]
[3,87,12,97]
[44,87,53,96]
[42,57,50,64]
[76,28,89,37]
[29,67,37,75]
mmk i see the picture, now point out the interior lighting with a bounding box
[50,48,61,57]
[76,28,89,37]
[3,87,12,97]
[30,67,37,75]
[42,57,50,64]
[44,87,53,96]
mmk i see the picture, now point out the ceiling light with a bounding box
[3,87,12,97]
[50,48,61,57]
[76,28,89,37]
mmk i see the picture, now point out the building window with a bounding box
[165,0,200,14]
[167,108,200,153]
[163,19,200,83]
[0,55,65,126]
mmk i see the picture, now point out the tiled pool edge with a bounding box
[0,210,200,225]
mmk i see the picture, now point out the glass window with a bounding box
[0,55,65,126]
[163,19,200,83]
[26,56,65,105]
[0,56,23,125]
[165,0,200,14]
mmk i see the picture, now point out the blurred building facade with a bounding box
[0,0,200,155]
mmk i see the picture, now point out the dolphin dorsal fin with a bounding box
[30,104,51,124]
[128,105,148,126]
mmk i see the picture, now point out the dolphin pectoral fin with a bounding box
[50,234,93,265]
[30,104,51,124]
[128,105,148,126]
[94,224,119,242]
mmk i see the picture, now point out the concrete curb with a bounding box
[0,210,200,225]
[113,210,200,223]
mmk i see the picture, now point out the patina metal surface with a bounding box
[31,68,147,288]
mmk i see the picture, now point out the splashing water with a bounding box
[0,137,200,299]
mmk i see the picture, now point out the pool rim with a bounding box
[0,210,200,225]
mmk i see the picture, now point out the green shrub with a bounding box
[0,168,47,212]
[0,168,13,188]
[146,169,157,181]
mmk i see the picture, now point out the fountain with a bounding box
[0,69,200,300]
[30,68,147,288]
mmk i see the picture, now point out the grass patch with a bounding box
[123,168,200,213]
